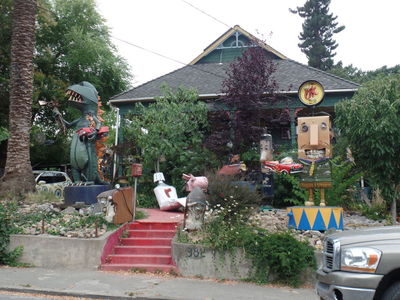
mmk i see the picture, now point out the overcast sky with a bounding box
[96,0,400,87]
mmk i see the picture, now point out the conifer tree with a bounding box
[291,0,345,71]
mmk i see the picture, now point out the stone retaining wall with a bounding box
[172,239,323,283]
[9,231,115,270]
[172,240,252,280]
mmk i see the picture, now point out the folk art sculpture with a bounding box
[53,81,108,184]
[297,115,333,206]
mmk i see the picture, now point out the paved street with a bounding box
[0,267,318,300]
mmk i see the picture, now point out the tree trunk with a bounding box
[0,0,37,195]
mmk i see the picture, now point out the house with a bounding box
[109,25,359,146]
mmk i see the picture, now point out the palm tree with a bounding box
[0,0,37,195]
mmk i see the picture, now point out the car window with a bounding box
[280,157,294,165]
[36,173,68,184]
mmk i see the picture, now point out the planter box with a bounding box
[8,225,127,270]
[172,239,323,283]
[172,240,252,280]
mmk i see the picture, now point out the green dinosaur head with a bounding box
[66,81,98,112]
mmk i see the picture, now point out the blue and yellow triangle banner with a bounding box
[287,206,343,231]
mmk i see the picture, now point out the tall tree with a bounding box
[329,62,400,84]
[0,0,13,171]
[0,0,132,168]
[335,75,400,222]
[291,0,345,71]
[0,0,37,194]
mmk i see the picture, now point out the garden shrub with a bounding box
[325,155,362,206]
[191,174,316,287]
[0,201,23,266]
[245,231,316,287]
[206,173,263,220]
[194,174,315,286]
[272,173,306,207]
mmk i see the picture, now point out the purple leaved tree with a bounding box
[205,45,278,157]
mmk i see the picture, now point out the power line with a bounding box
[180,0,232,29]
[37,3,227,80]
[111,36,227,80]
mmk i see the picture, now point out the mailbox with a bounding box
[131,163,143,177]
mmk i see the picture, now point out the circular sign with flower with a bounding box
[298,80,325,107]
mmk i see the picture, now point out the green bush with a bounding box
[197,174,315,287]
[137,179,159,208]
[202,218,255,251]
[272,173,306,207]
[207,173,263,221]
[245,231,316,287]
[0,201,23,266]
[360,203,389,221]
[325,156,362,206]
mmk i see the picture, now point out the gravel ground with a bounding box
[249,209,390,250]
[13,203,109,238]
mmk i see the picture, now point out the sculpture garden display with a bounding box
[54,81,108,184]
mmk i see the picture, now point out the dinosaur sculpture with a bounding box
[54,81,108,184]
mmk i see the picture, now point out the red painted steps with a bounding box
[101,263,177,273]
[113,245,171,255]
[100,220,179,273]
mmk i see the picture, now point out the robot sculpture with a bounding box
[297,115,332,206]
[54,81,108,184]
[287,80,343,231]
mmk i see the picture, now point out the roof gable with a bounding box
[110,25,359,104]
[189,25,287,65]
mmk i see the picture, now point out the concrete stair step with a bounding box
[114,245,172,255]
[108,254,172,265]
[129,222,178,231]
[100,263,178,273]
[101,219,181,275]
[127,229,176,238]
[120,237,173,246]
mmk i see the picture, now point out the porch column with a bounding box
[289,108,296,145]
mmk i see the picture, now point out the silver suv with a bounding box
[316,226,400,300]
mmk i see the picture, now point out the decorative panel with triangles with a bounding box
[287,206,343,231]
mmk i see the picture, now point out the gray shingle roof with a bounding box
[110,59,359,102]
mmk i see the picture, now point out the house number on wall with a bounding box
[186,247,206,259]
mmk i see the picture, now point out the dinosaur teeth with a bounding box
[66,90,84,103]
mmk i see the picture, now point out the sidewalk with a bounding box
[0,267,318,300]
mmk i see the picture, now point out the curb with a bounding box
[0,287,171,300]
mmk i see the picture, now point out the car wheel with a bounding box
[382,281,400,300]
[280,169,289,174]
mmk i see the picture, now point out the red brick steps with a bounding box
[100,218,180,273]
